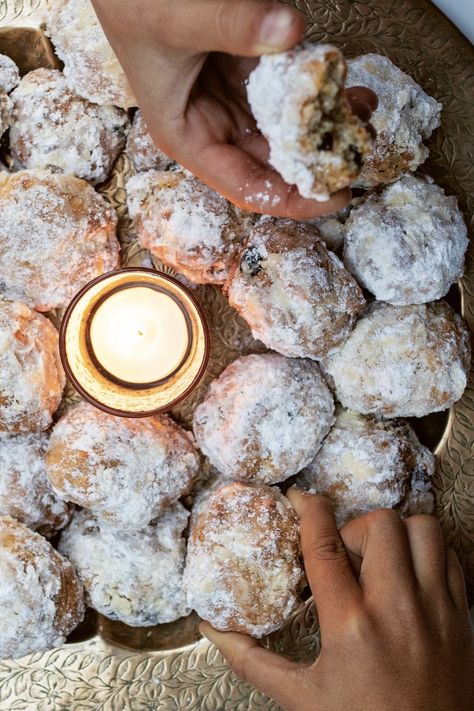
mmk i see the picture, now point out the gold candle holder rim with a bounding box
[59,268,211,418]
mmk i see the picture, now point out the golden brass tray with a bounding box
[0,0,473,708]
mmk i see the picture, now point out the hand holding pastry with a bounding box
[202,490,474,711]
[91,0,373,218]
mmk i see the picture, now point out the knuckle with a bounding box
[364,508,401,529]
[307,532,347,561]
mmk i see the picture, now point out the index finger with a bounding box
[286,488,362,630]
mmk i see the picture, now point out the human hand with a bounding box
[201,490,474,711]
[91,0,375,219]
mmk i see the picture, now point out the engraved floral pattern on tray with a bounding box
[0,0,473,708]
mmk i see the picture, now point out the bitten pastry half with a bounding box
[184,482,304,637]
[224,217,365,360]
[10,69,130,184]
[44,0,136,108]
[323,301,470,418]
[346,53,442,187]
[127,169,251,284]
[0,301,65,434]
[0,433,73,537]
[46,402,200,530]
[126,110,173,172]
[0,170,120,311]
[295,409,435,526]
[0,516,84,660]
[193,353,334,484]
[343,174,468,305]
[59,504,190,627]
[247,43,371,200]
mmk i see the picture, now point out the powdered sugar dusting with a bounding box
[10,69,130,184]
[127,170,249,284]
[126,110,173,172]
[193,353,334,484]
[0,301,65,434]
[346,54,442,187]
[0,54,20,93]
[344,173,468,305]
[0,170,120,311]
[59,504,190,626]
[46,402,200,530]
[184,483,304,637]
[44,0,136,108]
[225,217,365,359]
[0,516,84,659]
[296,409,435,525]
[323,301,471,418]
[0,432,72,536]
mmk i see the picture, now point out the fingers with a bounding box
[186,143,351,219]
[156,0,305,57]
[340,509,418,607]
[200,622,303,708]
[287,489,362,630]
[403,515,448,597]
[446,548,470,611]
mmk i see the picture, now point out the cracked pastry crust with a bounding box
[0,170,120,311]
[126,110,173,172]
[296,409,435,526]
[224,217,366,360]
[193,353,334,484]
[343,174,468,305]
[0,302,65,435]
[0,516,84,660]
[46,402,200,531]
[247,43,371,200]
[59,505,190,627]
[10,69,130,185]
[44,0,136,109]
[346,54,442,188]
[0,432,73,537]
[127,169,250,284]
[323,301,471,418]
[183,482,304,637]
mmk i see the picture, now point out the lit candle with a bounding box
[88,286,190,386]
[60,269,210,417]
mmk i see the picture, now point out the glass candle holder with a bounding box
[60,268,210,417]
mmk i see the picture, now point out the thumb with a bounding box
[158,0,306,56]
[200,622,305,709]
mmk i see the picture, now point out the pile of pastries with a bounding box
[0,0,470,660]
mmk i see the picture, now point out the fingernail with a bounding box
[258,9,296,51]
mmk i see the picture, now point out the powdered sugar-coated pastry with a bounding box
[46,402,199,530]
[0,516,84,660]
[193,353,334,484]
[224,217,365,359]
[127,110,172,172]
[0,170,120,311]
[247,43,371,201]
[10,69,130,184]
[59,504,190,626]
[346,54,441,187]
[323,301,470,418]
[184,482,304,637]
[295,409,435,525]
[127,169,249,284]
[0,302,65,435]
[0,91,12,138]
[344,174,468,305]
[0,433,73,537]
[44,0,136,108]
[0,54,20,93]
